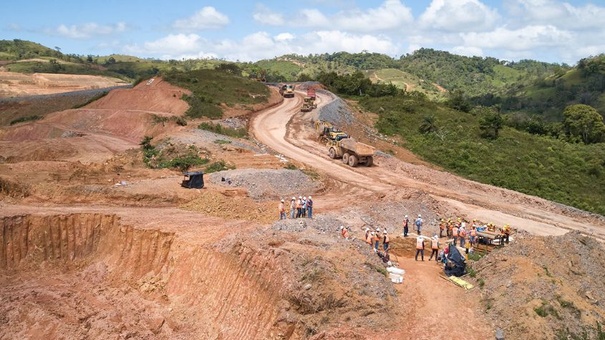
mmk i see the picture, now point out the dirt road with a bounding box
[251,91,605,241]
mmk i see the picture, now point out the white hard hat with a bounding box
[303,196,306,199]
[405,215,408,218]
[292,197,295,200]
[299,195,302,198]
[418,214,422,217]
[281,199,284,202]
[308,196,312,199]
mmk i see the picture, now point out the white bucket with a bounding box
[387,266,405,275]
[389,272,404,283]
[387,266,405,283]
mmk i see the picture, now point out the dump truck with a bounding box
[327,137,375,167]
[279,84,295,98]
[315,120,348,143]
[306,87,316,100]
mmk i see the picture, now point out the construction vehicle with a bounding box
[315,120,348,143]
[327,138,375,167]
[300,96,317,112]
[279,84,295,98]
[306,87,316,100]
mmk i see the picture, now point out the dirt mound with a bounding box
[85,78,189,115]
[470,231,605,339]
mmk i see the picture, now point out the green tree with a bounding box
[419,115,438,134]
[562,104,605,144]
[476,106,504,139]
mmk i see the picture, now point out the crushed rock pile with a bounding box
[469,230,605,339]
[207,169,321,201]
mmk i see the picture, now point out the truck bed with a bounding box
[339,138,375,156]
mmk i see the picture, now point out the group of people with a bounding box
[278,195,313,220]
[364,227,391,253]
[402,214,424,237]
[438,217,512,247]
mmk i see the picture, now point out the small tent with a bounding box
[444,243,466,277]
[181,171,204,189]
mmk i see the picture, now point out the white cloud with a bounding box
[124,34,203,56]
[296,9,331,27]
[460,25,572,51]
[275,33,295,42]
[503,0,605,30]
[419,0,500,32]
[52,22,127,39]
[330,0,413,32]
[253,4,285,26]
[172,7,229,31]
[259,1,411,32]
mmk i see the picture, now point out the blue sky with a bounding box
[2,0,604,65]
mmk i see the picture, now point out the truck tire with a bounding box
[366,156,373,167]
[348,154,358,167]
[342,153,349,164]
[329,148,337,159]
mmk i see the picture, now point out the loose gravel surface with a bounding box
[207,168,321,201]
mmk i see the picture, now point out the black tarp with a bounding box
[444,243,466,277]
[181,171,204,189]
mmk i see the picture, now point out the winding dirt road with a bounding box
[251,90,605,240]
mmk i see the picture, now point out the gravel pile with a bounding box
[318,97,354,126]
[207,169,320,200]
[272,215,347,234]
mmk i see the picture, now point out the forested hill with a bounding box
[256,49,605,122]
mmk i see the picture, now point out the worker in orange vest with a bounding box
[365,228,372,246]
[502,224,511,244]
[383,231,390,252]
[429,235,440,262]
[415,236,425,261]
[439,219,446,238]
[452,224,459,246]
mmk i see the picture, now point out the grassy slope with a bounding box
[361,95,605,215]
[162,69,270,119]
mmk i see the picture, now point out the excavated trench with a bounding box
[0,213,283,339]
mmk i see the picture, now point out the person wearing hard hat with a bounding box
[301,197,307,218]
[414,214,423,235]
[289,197,296,219]
[306,195,313,218]
[402,215,410,237]
[383,230,390,252]
[439,218,446,238]
[364,227,371,245]
[415,235,425,261]
[502,224,511,244]
[296,196,303,218]
[373,231,380,252]
[429,235,440,262]
[278,199,286,220]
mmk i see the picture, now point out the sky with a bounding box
[2,0,605,65]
